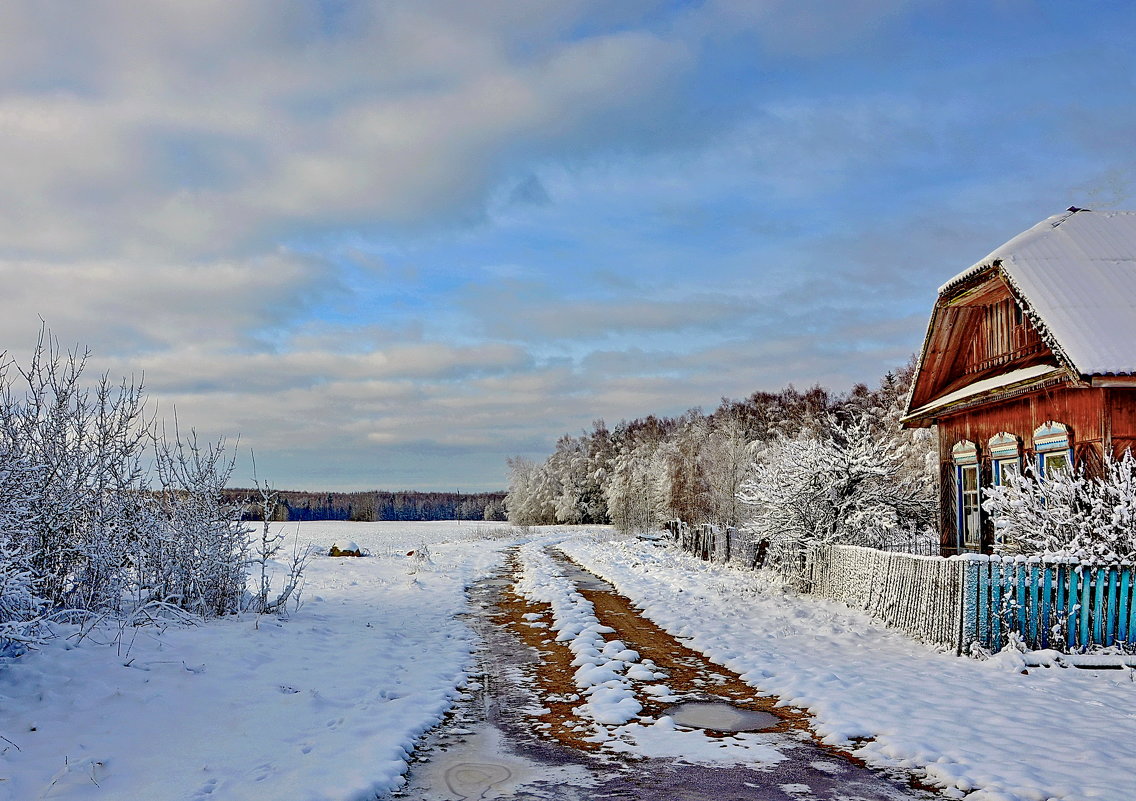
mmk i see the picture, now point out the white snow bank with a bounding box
[558,536,1136,801]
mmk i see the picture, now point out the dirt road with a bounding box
[394,548,937,801]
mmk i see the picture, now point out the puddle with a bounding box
[479,578,514,589]
[665,701,780,732]
[405,725,596,800]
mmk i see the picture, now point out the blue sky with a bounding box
[1,1,1134,490]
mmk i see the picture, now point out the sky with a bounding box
[1,1,1134,491]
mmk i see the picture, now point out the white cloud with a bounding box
[0,2,690,259]
[0,252,332,356]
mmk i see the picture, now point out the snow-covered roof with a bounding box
[904,364,1063,420]
[940,209,1136,376]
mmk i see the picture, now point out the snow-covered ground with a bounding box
[4,524,1133,801]
[0,521,574,801]
[558,535,1136,801]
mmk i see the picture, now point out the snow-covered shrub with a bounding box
[0,446,44,651]
[0,330,262,636]
[0,541,45,653]
[737,416,936,574]
[246,479,310,615]
[0,332,151,611]
[984,451,1136,561]
[149,429,250,617]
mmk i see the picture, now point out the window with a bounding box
[960,465,982,548]
[1033,421,1073,478]
[988,432,1022,487]
[952,440,981,550]
[1042,450,1070,477]
[996,457,1021,486]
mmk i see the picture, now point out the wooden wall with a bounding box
[936,385,1109,553]
[936,386,1107,464]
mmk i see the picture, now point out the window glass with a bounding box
[1043,451,1070,477]
[996,458,1020,486]
[960,464,981,548]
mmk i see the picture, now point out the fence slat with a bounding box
[1080,569,1092,650]
[1029,563,1040,648]
[1041,566,1053,650]
[1121,569,1132,644]
[1106,568,1118,644]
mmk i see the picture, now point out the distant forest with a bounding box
[222,489,508,523]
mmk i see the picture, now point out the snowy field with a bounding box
[558,536,1136,801]
[0,521,595,801]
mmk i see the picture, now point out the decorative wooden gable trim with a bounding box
[904,267,1073,426]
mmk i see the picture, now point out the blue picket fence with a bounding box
[961,556,1136,653]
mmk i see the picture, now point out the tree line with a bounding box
[506,361,941,567]
[222,489,507,523]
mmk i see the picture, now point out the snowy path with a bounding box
[398,541,932,800]
[559,535,1136,801]
[5,524,1130,801]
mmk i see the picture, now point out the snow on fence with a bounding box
[665,522,1136,654]
[805,545,964,650]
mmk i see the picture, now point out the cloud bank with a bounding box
[1,1,1134,489]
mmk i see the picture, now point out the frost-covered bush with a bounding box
[246,478,310,615]
[0,335,151,611]
[0,443,44,650]
[148,430,250,617]
[984,451,1136,561]
[0,541,45,652]
[737,416,936,573]
[0,330,265,636]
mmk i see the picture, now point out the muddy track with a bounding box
[393,546,942,801]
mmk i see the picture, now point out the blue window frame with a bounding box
[1033,422,1073,478]
[989,432,1022,488]
[952,440,981,551]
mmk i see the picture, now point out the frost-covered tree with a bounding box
[547,434,605,524]
[506,456,556,525]
[605,438,671,534]
[665,412,712,525]
[984,451,1136,561]
[737,414,936,571]
[702,414,753,528]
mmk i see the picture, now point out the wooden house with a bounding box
[902,208,1136,554]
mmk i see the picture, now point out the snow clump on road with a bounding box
[514,541,644,727]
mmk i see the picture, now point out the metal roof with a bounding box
[939,208,1136,376]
